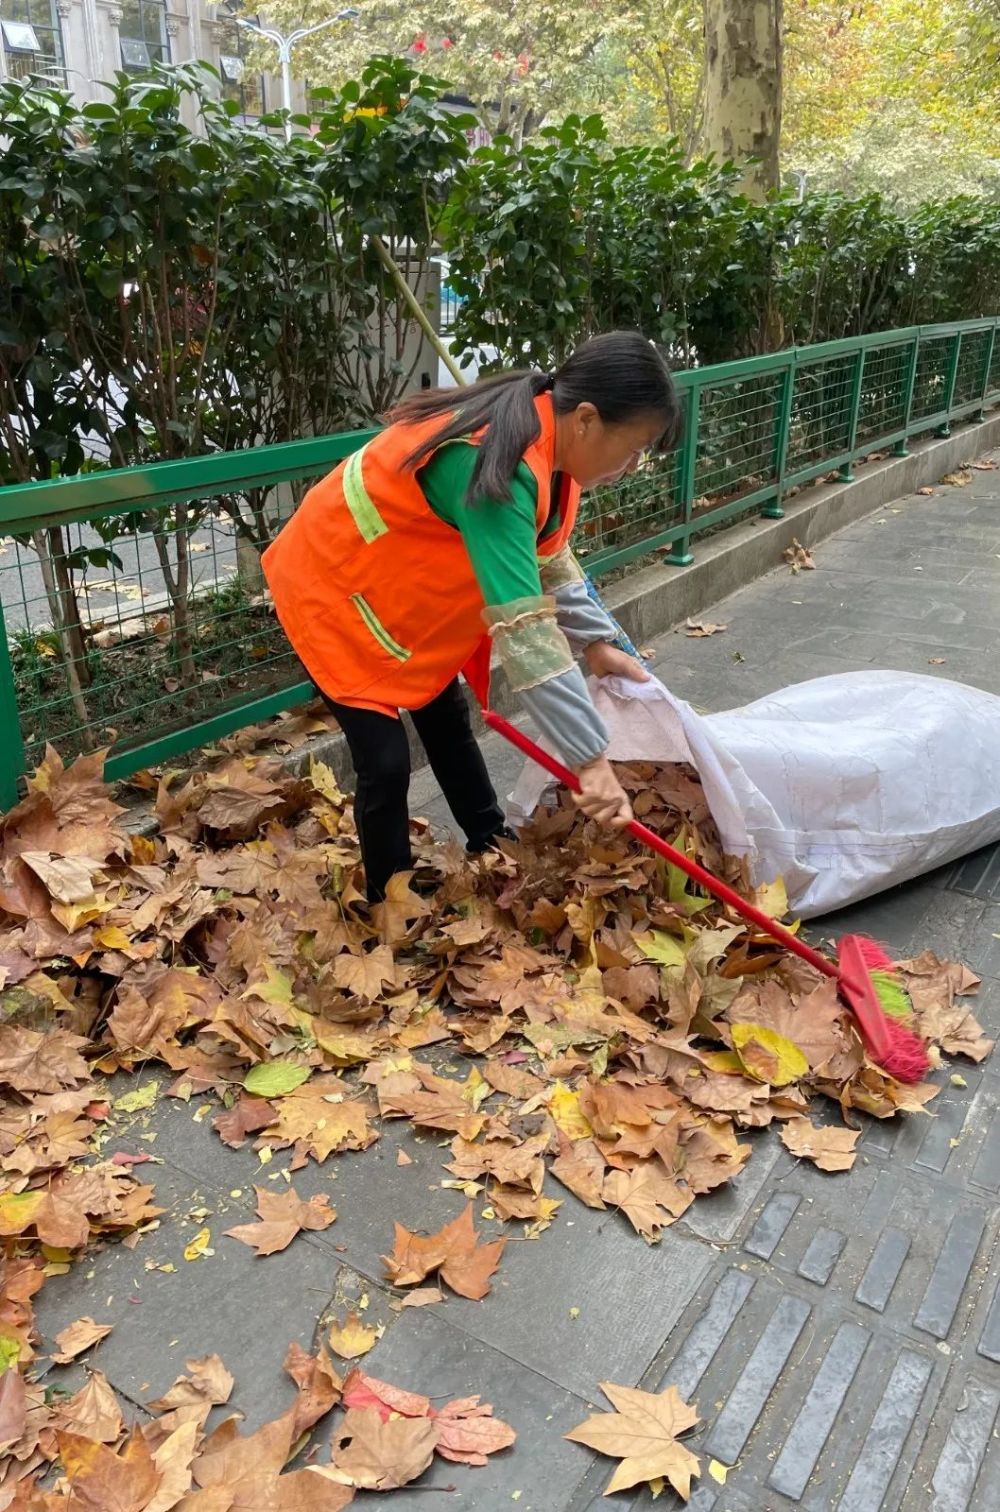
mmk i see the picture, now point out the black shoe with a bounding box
[466,825,517,856]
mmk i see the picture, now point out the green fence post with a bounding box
[936,330,962,437]
[665,384,699,566]
[976,324,997,420]
[894,333,920,457]
[0,605,26,812]
[762,357,795,519]
[838,347,867,482]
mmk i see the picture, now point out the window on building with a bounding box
[215,3,264,118]
[118,0,169,70]
[1,0,64,82]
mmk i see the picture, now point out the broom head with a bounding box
[835,934,930,1084]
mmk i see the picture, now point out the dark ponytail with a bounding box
[389,330,681,503]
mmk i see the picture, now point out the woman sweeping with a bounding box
[263,330,681,901]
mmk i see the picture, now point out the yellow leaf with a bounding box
[92,924,134,951]
[730,1023,808,1086]
[130,834,157,864]
[748,876,789,919]
[243,961,294,1006]
[50,895,111,933]
[547,1082,593,1141]
[310,758,346,805]
[311,1022,377,1063]
[697,1050,745,1075]
[328,1311,378,1360]
[460,1065,491,1111]
[183,1226,212,1261]
[709,1459,728,1484]
[114,1081,160,1114]
[633,929,688,968]
[441,1178,484,1197]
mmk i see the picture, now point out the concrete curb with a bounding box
[120,408,1000,833]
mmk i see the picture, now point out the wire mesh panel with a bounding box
[574,450,683,567]
[0,485,321,770]
[910,334,955,422]
[989,334,1000,399]
[786,353,855,475]
[694,370,784,506]
[953,328,993,407]
[855,340,912,447]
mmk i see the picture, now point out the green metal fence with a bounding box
[1,317,998,808]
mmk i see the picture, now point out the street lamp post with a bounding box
[234,7,358,141]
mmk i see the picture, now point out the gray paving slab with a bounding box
[32,1156,343,1431]
[112,1084,715,1404]
[339,1305,592,1512]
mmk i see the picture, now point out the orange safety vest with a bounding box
[262,393,580,712]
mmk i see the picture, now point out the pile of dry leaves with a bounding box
[0,743,991,1505]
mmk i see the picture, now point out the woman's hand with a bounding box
[573,755,633,828]
[584,641,651,683]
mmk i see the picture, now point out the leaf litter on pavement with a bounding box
[0,743,991,1503]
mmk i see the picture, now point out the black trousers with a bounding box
[321,679,507,901]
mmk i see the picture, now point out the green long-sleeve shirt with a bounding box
[417,444,558,608]
[414,442,612,769]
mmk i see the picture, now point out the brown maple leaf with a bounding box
[330,945,397,1001]
[446,1131,549,1193]
[330,1405,436,1490]
[382,1203,506,1300]
[192,1406,298,1489]
[779,1117,859,1171]
[1,1108,95,1179]
[726,978,847,1072]
[283,1341,343,1437]
[481,1060,546,1100]
[147,1354,235,1413]
[378,1064,487,1140]
[52,1371,124,1442]
[212,1095,276,1149]
[224,1186,336,1256]
[566,1381,701,1498]
[0,1026,91,1095]
[550,1135,607,1209]
[372,872,434,945]
[432,1395,517,1465]
[0,1367,27,1456]
[50,1316,113,1364]
[679,1119,751,1194]
[56,1426,161,1511]
[685,617,727,636]
[257,1081,378,1166]
[603,1161,693,1242]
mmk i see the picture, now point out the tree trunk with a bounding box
[153,510,198,687]
[30,528,94,745]
[702,0,783,201]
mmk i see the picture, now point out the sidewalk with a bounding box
[35,452,1000,1511]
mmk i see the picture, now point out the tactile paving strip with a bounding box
[947,843,1000,901]
[568,1070,1000,1512]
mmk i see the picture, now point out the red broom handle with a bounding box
[484,710,837,981]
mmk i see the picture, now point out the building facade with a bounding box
[0,0,303,124]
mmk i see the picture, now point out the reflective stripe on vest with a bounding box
[350,593,411,661]
[343,445,388,543]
